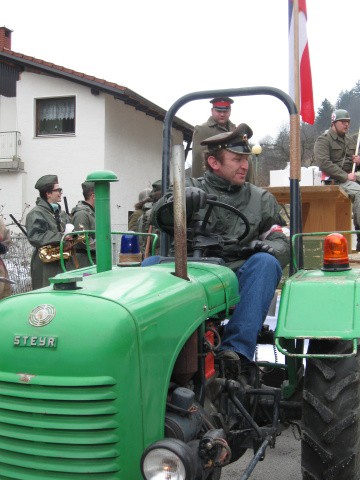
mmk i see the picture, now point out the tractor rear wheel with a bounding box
[301,340,360,479]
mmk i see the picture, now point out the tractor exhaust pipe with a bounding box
[172,145,188,280]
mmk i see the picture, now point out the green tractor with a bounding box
[0,87,359,480]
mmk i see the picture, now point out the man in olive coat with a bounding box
[128,188,152,232]
[137,180,162,256]
[25,175,74,289]
[0,216,12,299]
[313,109,360,249]
[191,97,254,183]
[152,124,289,365]
[71,181,96,268]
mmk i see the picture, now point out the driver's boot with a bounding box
[216,350,256,383]
[216,350,241,380]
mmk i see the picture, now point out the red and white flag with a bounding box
[288,0,315,124]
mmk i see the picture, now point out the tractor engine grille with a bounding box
[0,376,120,479]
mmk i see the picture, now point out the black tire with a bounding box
[301,340,360,479]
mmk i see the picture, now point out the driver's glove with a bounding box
[239,240,275,259]
[185,187,207,214]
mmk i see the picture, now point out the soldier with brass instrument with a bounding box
[25,175,75,290]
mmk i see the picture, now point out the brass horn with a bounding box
[39,234,86,263]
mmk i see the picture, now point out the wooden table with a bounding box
[266,185,352,233]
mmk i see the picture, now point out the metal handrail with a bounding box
[0,131,21,159]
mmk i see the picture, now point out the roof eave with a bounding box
[0,50,194,142]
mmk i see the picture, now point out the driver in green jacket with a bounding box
[151,124,290,368]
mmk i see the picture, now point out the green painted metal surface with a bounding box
[276,268,360,341]
[0,261,238,478]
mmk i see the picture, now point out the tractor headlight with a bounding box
[141,438,196,480]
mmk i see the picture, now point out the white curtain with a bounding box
[39,98,75,121]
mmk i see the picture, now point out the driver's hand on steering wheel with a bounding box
[239,240,275,258]
[185,187,208,213]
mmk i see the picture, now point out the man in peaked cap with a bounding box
[191,97,254,183]
[152,124,289,371]
[71,181,96,267]
[25,174,74,289]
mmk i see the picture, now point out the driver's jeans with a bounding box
[220,252,282,362]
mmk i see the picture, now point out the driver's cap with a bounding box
[200,123,253,155]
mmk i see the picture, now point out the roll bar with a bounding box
[161,87,302,276]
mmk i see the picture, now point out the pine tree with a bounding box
[314,99,333,135]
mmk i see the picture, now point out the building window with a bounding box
[36,97,75,136]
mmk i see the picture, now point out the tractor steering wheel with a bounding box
[155,195,250,243]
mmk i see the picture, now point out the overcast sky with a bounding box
[2,0,359,147]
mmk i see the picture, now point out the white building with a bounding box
[0,26,193,232]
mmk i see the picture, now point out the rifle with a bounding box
[63,196,70,216]
[62,195,80,268]
[9,214,27,237]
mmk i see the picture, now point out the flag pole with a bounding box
[293,0,300,113]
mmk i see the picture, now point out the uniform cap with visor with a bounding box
[210,97,234,111]
[331,109,351,123]
[201,123,253,154]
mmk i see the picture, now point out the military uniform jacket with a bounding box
[192,117,255,183]
[25,198,72,289]
[0,216,11,299]
[71,201,95,234]
[192,117,236,173]
[71,201,96,267]
[128,208,143,232]
[152,171,289,270]
[314,129,356,183]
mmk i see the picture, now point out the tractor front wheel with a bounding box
[301,340,360,479]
